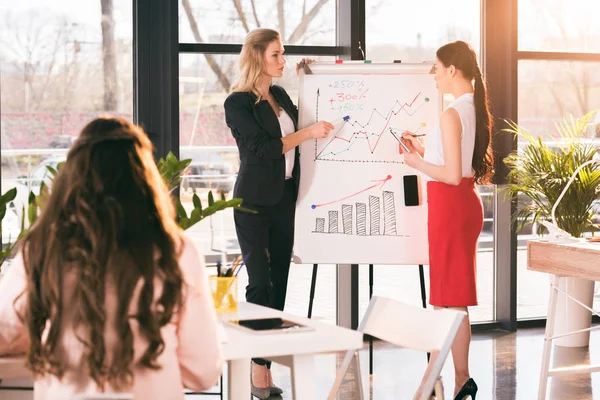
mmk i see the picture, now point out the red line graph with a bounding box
[311,175,392,209]
[316,92,422,159]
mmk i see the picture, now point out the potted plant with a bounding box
[0,152,246,273]
[504,110,600,346]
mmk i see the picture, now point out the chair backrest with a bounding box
[360,296,465,353]
[70,394,133,400]
[327,296,466,400]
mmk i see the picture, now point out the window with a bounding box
[179,52,337,321]
[518,60,600,139]
[516,0,600,319]
[517,60,600,319]
[366,0,481,61]
[177,1,341,321]
[179,0,336,45]
[519,0,600,53]
[0,0,133,233]
[365,0,491,322]
[178,53,334,148]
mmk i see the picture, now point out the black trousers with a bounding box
[234,179,295,368]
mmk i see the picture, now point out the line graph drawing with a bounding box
[314,92,432,163]
[311,190,408,237]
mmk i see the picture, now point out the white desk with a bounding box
[0,357,31,400]
[0,357,28,380]
[0,303,363,400]
[219,302,363,399]
[528,239,600,400]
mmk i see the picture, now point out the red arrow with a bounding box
[311,175,392,209]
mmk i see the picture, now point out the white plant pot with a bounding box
[553,277,595,347]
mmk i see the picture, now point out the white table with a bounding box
[528,239,600,400]
[0,303,363,400]
[0,357,31,400]
[219,302,363,399]
[0,357,28,380]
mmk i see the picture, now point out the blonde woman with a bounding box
[224,28,333,398]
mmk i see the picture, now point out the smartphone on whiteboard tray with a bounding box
[403,174,421,207]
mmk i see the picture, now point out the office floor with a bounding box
[193,327,600,400]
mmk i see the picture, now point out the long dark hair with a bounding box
[437,40,494,184]
[21,116,184,388]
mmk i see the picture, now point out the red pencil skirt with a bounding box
[427,178,483,307]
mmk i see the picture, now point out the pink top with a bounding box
[0,236,224,400]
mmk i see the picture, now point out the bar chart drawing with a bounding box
[369,196,380,235]
[383,191,397,235]
[356,203,367,236]
[312,190,407,237]
[328,211,338,233]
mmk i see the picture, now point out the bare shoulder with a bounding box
[441,107,460,125]
[440,108,462,135]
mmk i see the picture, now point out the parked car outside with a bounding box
[179,150,235,194]
[49,135,77,149]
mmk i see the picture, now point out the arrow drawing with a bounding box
[311,175,392,209]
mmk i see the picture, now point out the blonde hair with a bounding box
[231,28,281,101]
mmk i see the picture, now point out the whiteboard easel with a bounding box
[293,62,441,265]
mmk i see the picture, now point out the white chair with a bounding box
[70,394,133,400]
[328,296,466,400]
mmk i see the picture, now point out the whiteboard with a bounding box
[293,63,440,265]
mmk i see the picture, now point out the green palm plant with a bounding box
[504,111,600,238]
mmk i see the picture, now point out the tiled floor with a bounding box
[193,327,600,400]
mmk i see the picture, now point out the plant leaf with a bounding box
[503,113,600,237]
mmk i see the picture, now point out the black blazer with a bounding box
[224,85,300,206]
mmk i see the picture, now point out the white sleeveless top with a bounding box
[278,108,296,179]
[422,93,476,181]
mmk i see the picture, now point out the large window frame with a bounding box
[7,0,590,336]
[514,13,600,323]
[128,0,600,332]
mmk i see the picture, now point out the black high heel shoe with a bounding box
[454,378,478,400]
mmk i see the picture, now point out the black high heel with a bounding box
[454,378,478,400]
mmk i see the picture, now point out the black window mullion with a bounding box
[483,0,519,332]
[179,43,343,56]
[133,0,179,161]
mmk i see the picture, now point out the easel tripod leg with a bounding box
[419,264,430,362]
[369,264,374,376]
[308,263,318,318]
